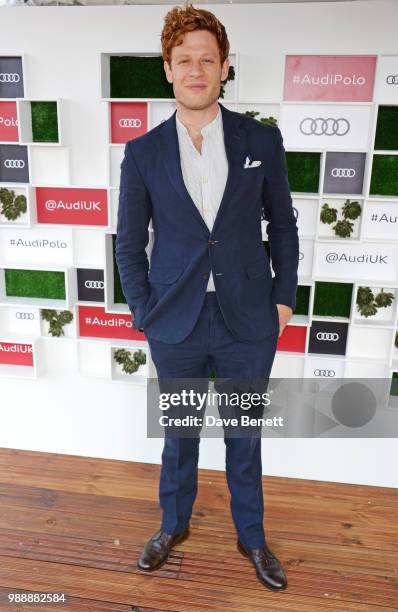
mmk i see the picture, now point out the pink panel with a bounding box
[36,187,108,226]
[0,342,33,366]
[111,102,147,144]
[0,101,19,142]
[78,305,145,340]
[283,55,377,102]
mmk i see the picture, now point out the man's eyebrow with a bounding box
[175,53,216,58]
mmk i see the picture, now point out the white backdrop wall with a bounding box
[1,1,397,488]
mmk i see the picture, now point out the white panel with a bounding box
[294,198,318,237]
[149,101,176,129]
[344,360,390,378]
[347,326,392,360]
[303,356,345,379]
[77,340,110,378]
[281,104,372,151]
[109,144,124,188]
[362,202,398,241]
[298,238,314,278]
[73,229,105,267]
[0,227,73,265]
[2,306,41,336]
[29,146,70,185]
[314,241,398,282]
[374,55,398,103]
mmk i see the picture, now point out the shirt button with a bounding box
[202,177,208,183]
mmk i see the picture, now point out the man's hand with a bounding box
[275,303,293,337]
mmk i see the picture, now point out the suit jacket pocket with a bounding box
[244,257,268,280]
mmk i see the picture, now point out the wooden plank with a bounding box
[0,555,397,612]
[0,448,397,611]
[1,448,397,507]
[1,497,396,556]
[0,528,397,609]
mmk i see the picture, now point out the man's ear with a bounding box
[164,60,172,83]
[221,57,230,82]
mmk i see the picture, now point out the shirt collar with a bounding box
[176,104,221,137]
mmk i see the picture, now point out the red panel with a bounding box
[0,101,19,142]
[276,325,307,353]
[78,305,145,341]
[36,187,108,226]
[111,102,147,144]
[0,341,33,366]
[283,55,377,102]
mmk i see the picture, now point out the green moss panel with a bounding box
[313,281,353,318]
[391,372,398,397]
[369,155,398,196]
[5,269,65,299]
[285,152,321,193]
[110,56,175,99]
[374,106,398,151]
[31,101,59,143]
[294,285,310,315]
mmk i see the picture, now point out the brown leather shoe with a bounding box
[137,526,190,571]
[237,539,287,590]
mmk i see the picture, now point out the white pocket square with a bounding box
[244,156,262,168]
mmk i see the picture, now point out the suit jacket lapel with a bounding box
[213,104,246,234]
[159,102,246,237]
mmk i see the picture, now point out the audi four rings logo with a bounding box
[0,73,20,83]
[118,118,142,128]
[4,159,25,168]
[316,332,340,341]
[331,168,356,178]
[84,280,105,289]
[16,312,34,320]
[314,369,335,377]
[386,75,398,85]
[299,118,350,136]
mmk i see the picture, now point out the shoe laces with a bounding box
[252,546,280,568]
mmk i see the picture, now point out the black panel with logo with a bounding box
[0,144,29,183]
[308,321,348,356]
[0,56,24,98]
[77,268,105,302]
[324,152,366,195]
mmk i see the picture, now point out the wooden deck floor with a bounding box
[0,448,397,611]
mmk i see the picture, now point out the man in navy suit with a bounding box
[116,2,299,592]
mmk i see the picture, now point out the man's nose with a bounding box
[189,62,205,75]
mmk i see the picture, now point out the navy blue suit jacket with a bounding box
[115,102,299,344]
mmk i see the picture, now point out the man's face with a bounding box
[164,29,229,111]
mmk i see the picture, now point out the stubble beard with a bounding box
[175,83,221,112]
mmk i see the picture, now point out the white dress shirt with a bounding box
[176,105,228,292]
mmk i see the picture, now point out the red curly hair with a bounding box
[161,2,230,66]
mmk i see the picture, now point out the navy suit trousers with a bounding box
[146,291,279,549]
